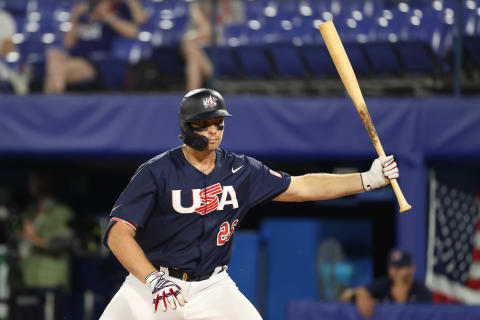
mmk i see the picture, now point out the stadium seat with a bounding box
[269,43,307,77]
[262,17,309,77]
[464,36,480,66]
[111,38,153,64]
[342,42,371,76]
[235,45,275,77]
[1,0,30,16]
[205,46,243,78]
[152,46,184,78]
[363,42,403,75]
[395,41,437,75]
[299,44,338,77]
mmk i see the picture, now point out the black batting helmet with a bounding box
[179,88,232,151]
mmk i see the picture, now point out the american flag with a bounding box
[426,172,480,303]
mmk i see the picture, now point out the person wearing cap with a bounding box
[354,249,432,318]
[100,88,402,319]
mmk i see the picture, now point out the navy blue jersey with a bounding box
[366,277,432,303]
[70,2,131,58]
[103,146,291,276]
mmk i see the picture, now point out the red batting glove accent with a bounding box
[163,291,167,310]
[385,159,395,166]
[385,165,398,173]
[170,288,177,308]
[154,295,160,312]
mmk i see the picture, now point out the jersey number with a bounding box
[217,219,238,246]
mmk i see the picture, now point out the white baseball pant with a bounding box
[99,267,262,320]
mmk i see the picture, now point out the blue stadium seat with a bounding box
[464,36,480,66]
[152,46,184,78]
[245,0,268,22]
[229,17,276,77]
[205,46,243,78]
[299,44,338,77]
[395,41,437,75]
[269,43,307,77]
[261,17,309,77]
[363,42,403,75]
[142,0,188,46]
[235,45,275,77]
[342,42,371,76]
[111,38,153,63]
[1,0,30,16]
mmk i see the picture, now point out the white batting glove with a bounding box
[360,155,399,191]
[146,271,187,312]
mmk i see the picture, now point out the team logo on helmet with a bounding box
[202,95,218,109]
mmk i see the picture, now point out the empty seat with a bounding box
[205,46,243,78]
[395,41,437,74]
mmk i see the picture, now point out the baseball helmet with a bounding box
[179,88,232,151]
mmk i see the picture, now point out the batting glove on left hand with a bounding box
[146,271,187,312]
[360,155,399,191]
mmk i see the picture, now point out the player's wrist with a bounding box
[145,270,164,289]
[360,171,374,191]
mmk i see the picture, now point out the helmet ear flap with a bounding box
[181,123,208,151]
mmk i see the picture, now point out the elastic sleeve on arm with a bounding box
[102,163,158,248]
[246,157,291,208]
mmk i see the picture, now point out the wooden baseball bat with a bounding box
[318,20,411,213]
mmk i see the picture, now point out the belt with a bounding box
[165,266,225,282]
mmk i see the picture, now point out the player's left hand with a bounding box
[146,271,187,312]
[360,155,399,191]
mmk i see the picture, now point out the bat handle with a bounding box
[374,146,411,212]
[390,178,412,212]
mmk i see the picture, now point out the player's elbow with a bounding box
[107,222,136,250]
[274,176,310,202]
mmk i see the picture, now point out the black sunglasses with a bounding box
[191,120,224,132]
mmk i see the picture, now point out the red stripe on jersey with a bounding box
[111,217,137,231]
[205,183,222,193]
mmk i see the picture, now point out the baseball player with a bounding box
[100,88,399,319]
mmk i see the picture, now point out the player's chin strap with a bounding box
[183,124,208,151]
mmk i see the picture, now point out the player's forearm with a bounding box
[64,22,79,49]
[356,287,374,300]
[107,223,157,283]
[125,0,148,25]
[284,173,364,202]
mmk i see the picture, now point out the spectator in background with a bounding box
[18,170,75,291]
[340,249,432,318]
[44,0,147,94]
[181,0,244,91]
[0,10,30,95]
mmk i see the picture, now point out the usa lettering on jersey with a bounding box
[171,183,239,214]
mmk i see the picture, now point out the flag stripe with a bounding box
[475,233,480,251]
[472,248,480,262]
[470,263,480,279]
[466,278,480,290]
[426,172,480,304]
[428,274,480,303]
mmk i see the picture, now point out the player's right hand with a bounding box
[360,155,399,191]
[145,271,187,312]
